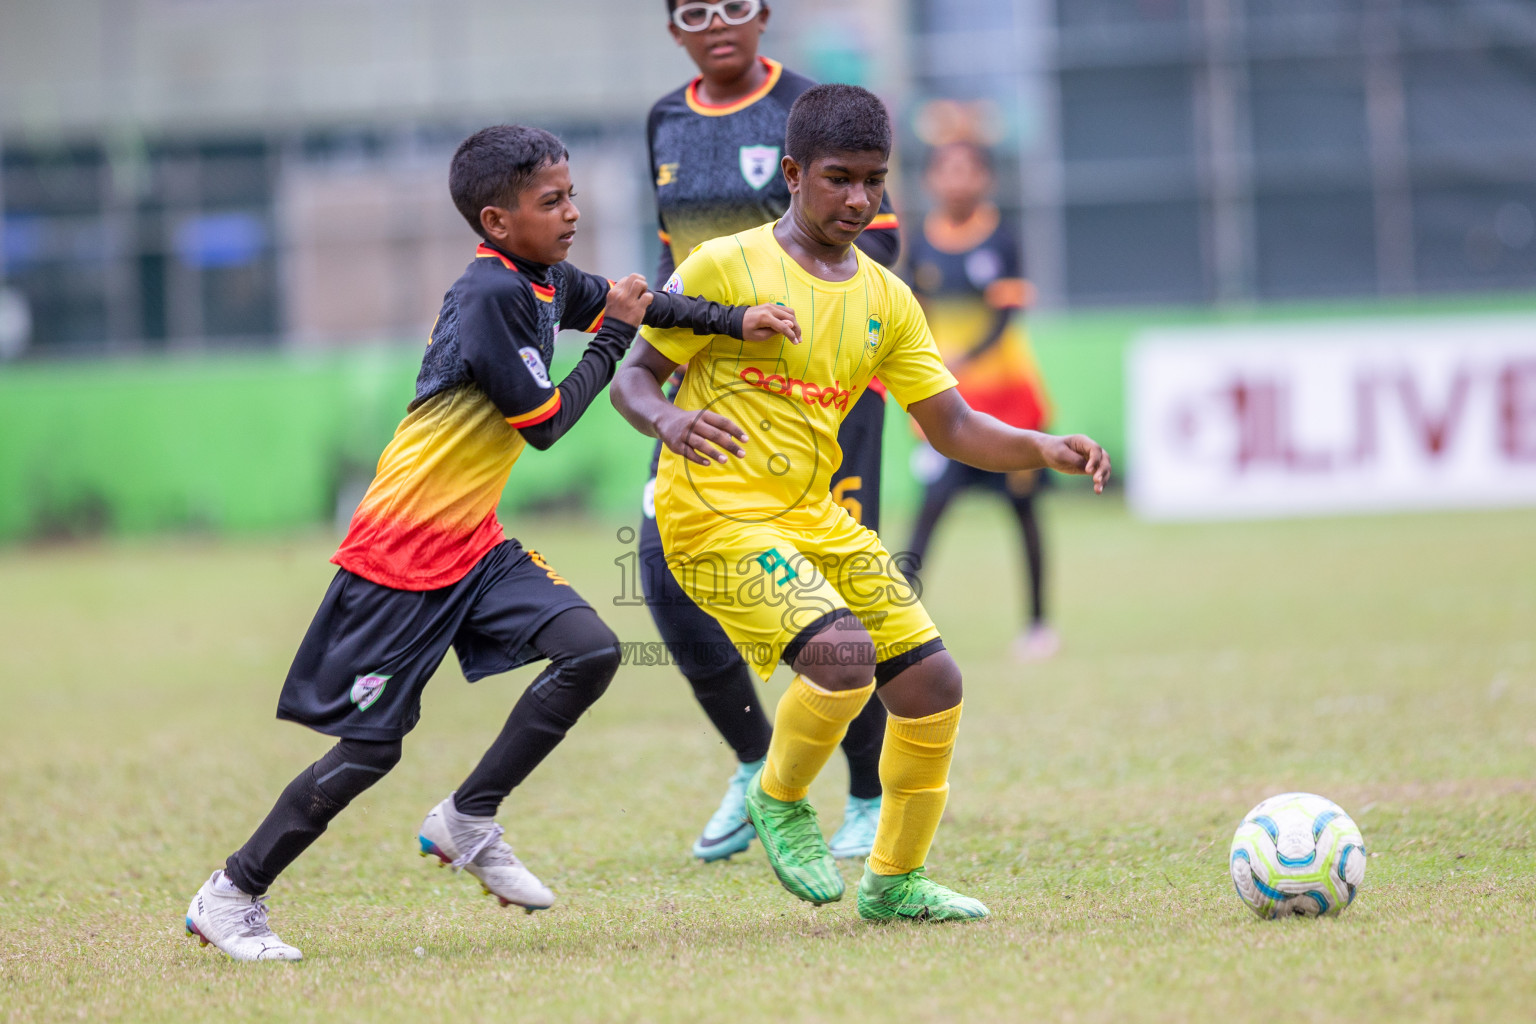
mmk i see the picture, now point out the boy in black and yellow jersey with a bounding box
[641,0,900,865]
[906,141,1059,662]
[183,125,797,962]
[612,87,1110,922]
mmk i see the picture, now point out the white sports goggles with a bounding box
[672,0,761,32]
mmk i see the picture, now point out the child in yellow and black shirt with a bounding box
[905,141,1059,662]
[183,125,795,962]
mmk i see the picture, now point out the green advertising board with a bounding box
[3,291,1534,543]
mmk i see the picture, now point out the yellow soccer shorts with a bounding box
[659,497,943,681]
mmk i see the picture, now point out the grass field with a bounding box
[3,497,1534,1022]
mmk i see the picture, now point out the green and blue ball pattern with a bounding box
[1229,792,1366,919]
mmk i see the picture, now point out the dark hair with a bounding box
[449,125,568,237]
[784,84,892,167]
[926,140,993,174]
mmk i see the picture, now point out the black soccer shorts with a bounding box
[276,539,592,741]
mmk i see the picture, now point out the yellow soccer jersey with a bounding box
[644,221,957,532]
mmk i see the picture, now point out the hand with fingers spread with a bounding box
[743,303,801,344]
[908,388,1112,493]
[658,407,748,466]
[605,273,654,326]
[1041,434,1112,493]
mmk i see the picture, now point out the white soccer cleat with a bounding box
[1013,623,1060,663]
[184,871,303,962]
[417,797,554,913]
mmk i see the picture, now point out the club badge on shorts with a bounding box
[739,145,779,191]
[350,673,390,711]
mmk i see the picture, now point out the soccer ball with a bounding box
[1229,792,1366,918]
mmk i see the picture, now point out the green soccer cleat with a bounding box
[743,769,845,905]
[857,866,989,923]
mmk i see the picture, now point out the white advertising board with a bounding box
[1127,315,1536,520]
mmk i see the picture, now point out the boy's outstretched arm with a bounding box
[643,290,800,343]
[518,274,654,451]
[520,276,796,451]
[909,387,1112,493]
[611,339,750,466]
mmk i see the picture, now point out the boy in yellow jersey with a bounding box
[644,0,901,864]
[612,85,1110,921]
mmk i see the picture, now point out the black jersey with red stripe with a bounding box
[646,56,899,284]
[908,207,1051,431]
[333,242,613,591]
[336,240,748,591]
[413,242,609,421]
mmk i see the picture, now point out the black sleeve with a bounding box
[518,319,640,451]
[855,225,900,269]
[646,102,678,290]
[458,280,566,427]
[854,191,901,268]
[999,218,1024,279]
[558,264,613,334]
[558,263,742,337]
[956,308,1013,365]
[956,226,1023,363]
[642,291,746,338]
[655,237,677,292]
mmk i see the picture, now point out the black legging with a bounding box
[906,458,1045,625]
[224,606,618,895]
[453,607,619,814]
[639,516,885,798]
[685,659,885,799]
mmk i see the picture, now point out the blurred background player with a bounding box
[183,126,792,961]
[904,140,1059,662]
[638,0,901,863]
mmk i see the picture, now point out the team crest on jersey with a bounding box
[663,272,684,295]
[350,673,390,711]
[866,314,884,351]
[519,346,553,388]
[739,145,779,191]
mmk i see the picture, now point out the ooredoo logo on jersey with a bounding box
[738,366,852,410]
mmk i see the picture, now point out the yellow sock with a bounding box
[868,702,962,876]
[761,675,875,802]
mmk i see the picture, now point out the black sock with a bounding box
[224,737,402,895]
[453,607,620,817]
[841,695,886,799]
[1009,492,1046,624]
[687,661,772,765]
[905,462,965,584]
